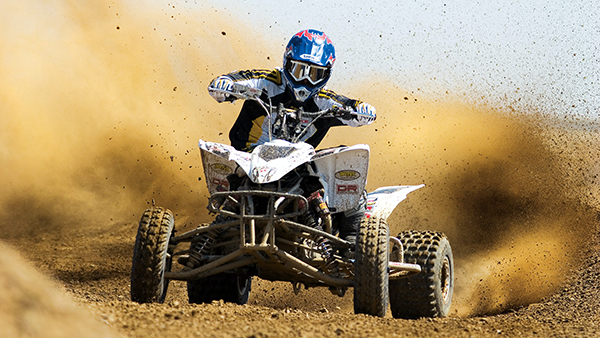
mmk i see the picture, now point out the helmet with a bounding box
[282,29,336,102]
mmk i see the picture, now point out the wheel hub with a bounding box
[441,256,451,303]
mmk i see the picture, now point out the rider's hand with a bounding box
[355,102,376,123]
[208,77,234,102]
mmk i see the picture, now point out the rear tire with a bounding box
[389,230,454,319]
[353,216,389,317]
[187,274,251,304]
[131,207,174,303]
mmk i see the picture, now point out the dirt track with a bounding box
[1,209,599,338]
[2,1,600,337]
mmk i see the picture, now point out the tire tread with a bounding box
[131,207,174,303]
[389,230,453,319]
[353,216,389,317]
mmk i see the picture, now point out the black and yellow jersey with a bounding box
[209,68,374,151]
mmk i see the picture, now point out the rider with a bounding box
[207,29,376,245]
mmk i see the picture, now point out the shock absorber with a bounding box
[186,229,220,268]
[316,237,339,275]
[308,189,332,233]
[308,189,329,218]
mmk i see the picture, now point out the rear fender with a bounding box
[365,185,425,220]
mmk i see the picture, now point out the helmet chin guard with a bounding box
[293,86,311,102]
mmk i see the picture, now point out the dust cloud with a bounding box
[0,0,277,238]
[1,0,599,321]
[325,82,600,316]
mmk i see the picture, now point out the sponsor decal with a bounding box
[252,166,276,182]
[207,143,222,152]
[336,184,359,194]
[210,163,233,175]
[211,177,229,192]
[300,53,322,63]
[373,187,403,194]
[204,142,231,158]
[366,198,377,212]
[335,170,361,181]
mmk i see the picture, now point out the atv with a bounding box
[130,84,454,318]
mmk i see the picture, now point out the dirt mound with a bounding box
[0,242,116,338]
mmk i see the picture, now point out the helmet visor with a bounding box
[286,60,330,85]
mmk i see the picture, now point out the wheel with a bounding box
[187,273,252,304]
[186,217,252,305]
[389,230,454,319]
[130,207,174,303]
[353,216,389,317]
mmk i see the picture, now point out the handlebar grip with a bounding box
[330,106,355,119]
[209,84,264,101]
[228,83,264,100]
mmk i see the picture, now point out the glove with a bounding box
[355,102,376,123]
[208,77,234,102]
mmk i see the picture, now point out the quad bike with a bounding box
[130,84,454,318]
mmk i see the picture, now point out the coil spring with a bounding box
[187,229,220,268]
[316,237,339,275]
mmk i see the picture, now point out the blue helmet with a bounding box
[282,29,336,102]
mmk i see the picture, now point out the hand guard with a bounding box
[208,77,234,102]
[333,103,376,125]
[356,102,376,123]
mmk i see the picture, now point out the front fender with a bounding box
[365,185,425,220]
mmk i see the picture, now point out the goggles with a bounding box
[285,60,330,85]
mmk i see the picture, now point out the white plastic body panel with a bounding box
[199,139,315,192]
[198,141,241,194]
[199,140,419,218]
[365,185,425,220]
[312,144,370,213]
[247,139,315,184]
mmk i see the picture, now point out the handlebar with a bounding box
[210,83,356,143]
[211,83,353,117]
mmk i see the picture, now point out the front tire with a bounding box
[187,273,251,304]
[131,207,174,303]
[353,216,389,317]
[389,230,454,319]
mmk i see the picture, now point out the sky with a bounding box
[192,0,598,121]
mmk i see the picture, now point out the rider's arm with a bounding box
[313,89,376,127]
[208,69,285,102]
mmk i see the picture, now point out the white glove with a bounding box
[208,77,234,102]
[355,102,376,123]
